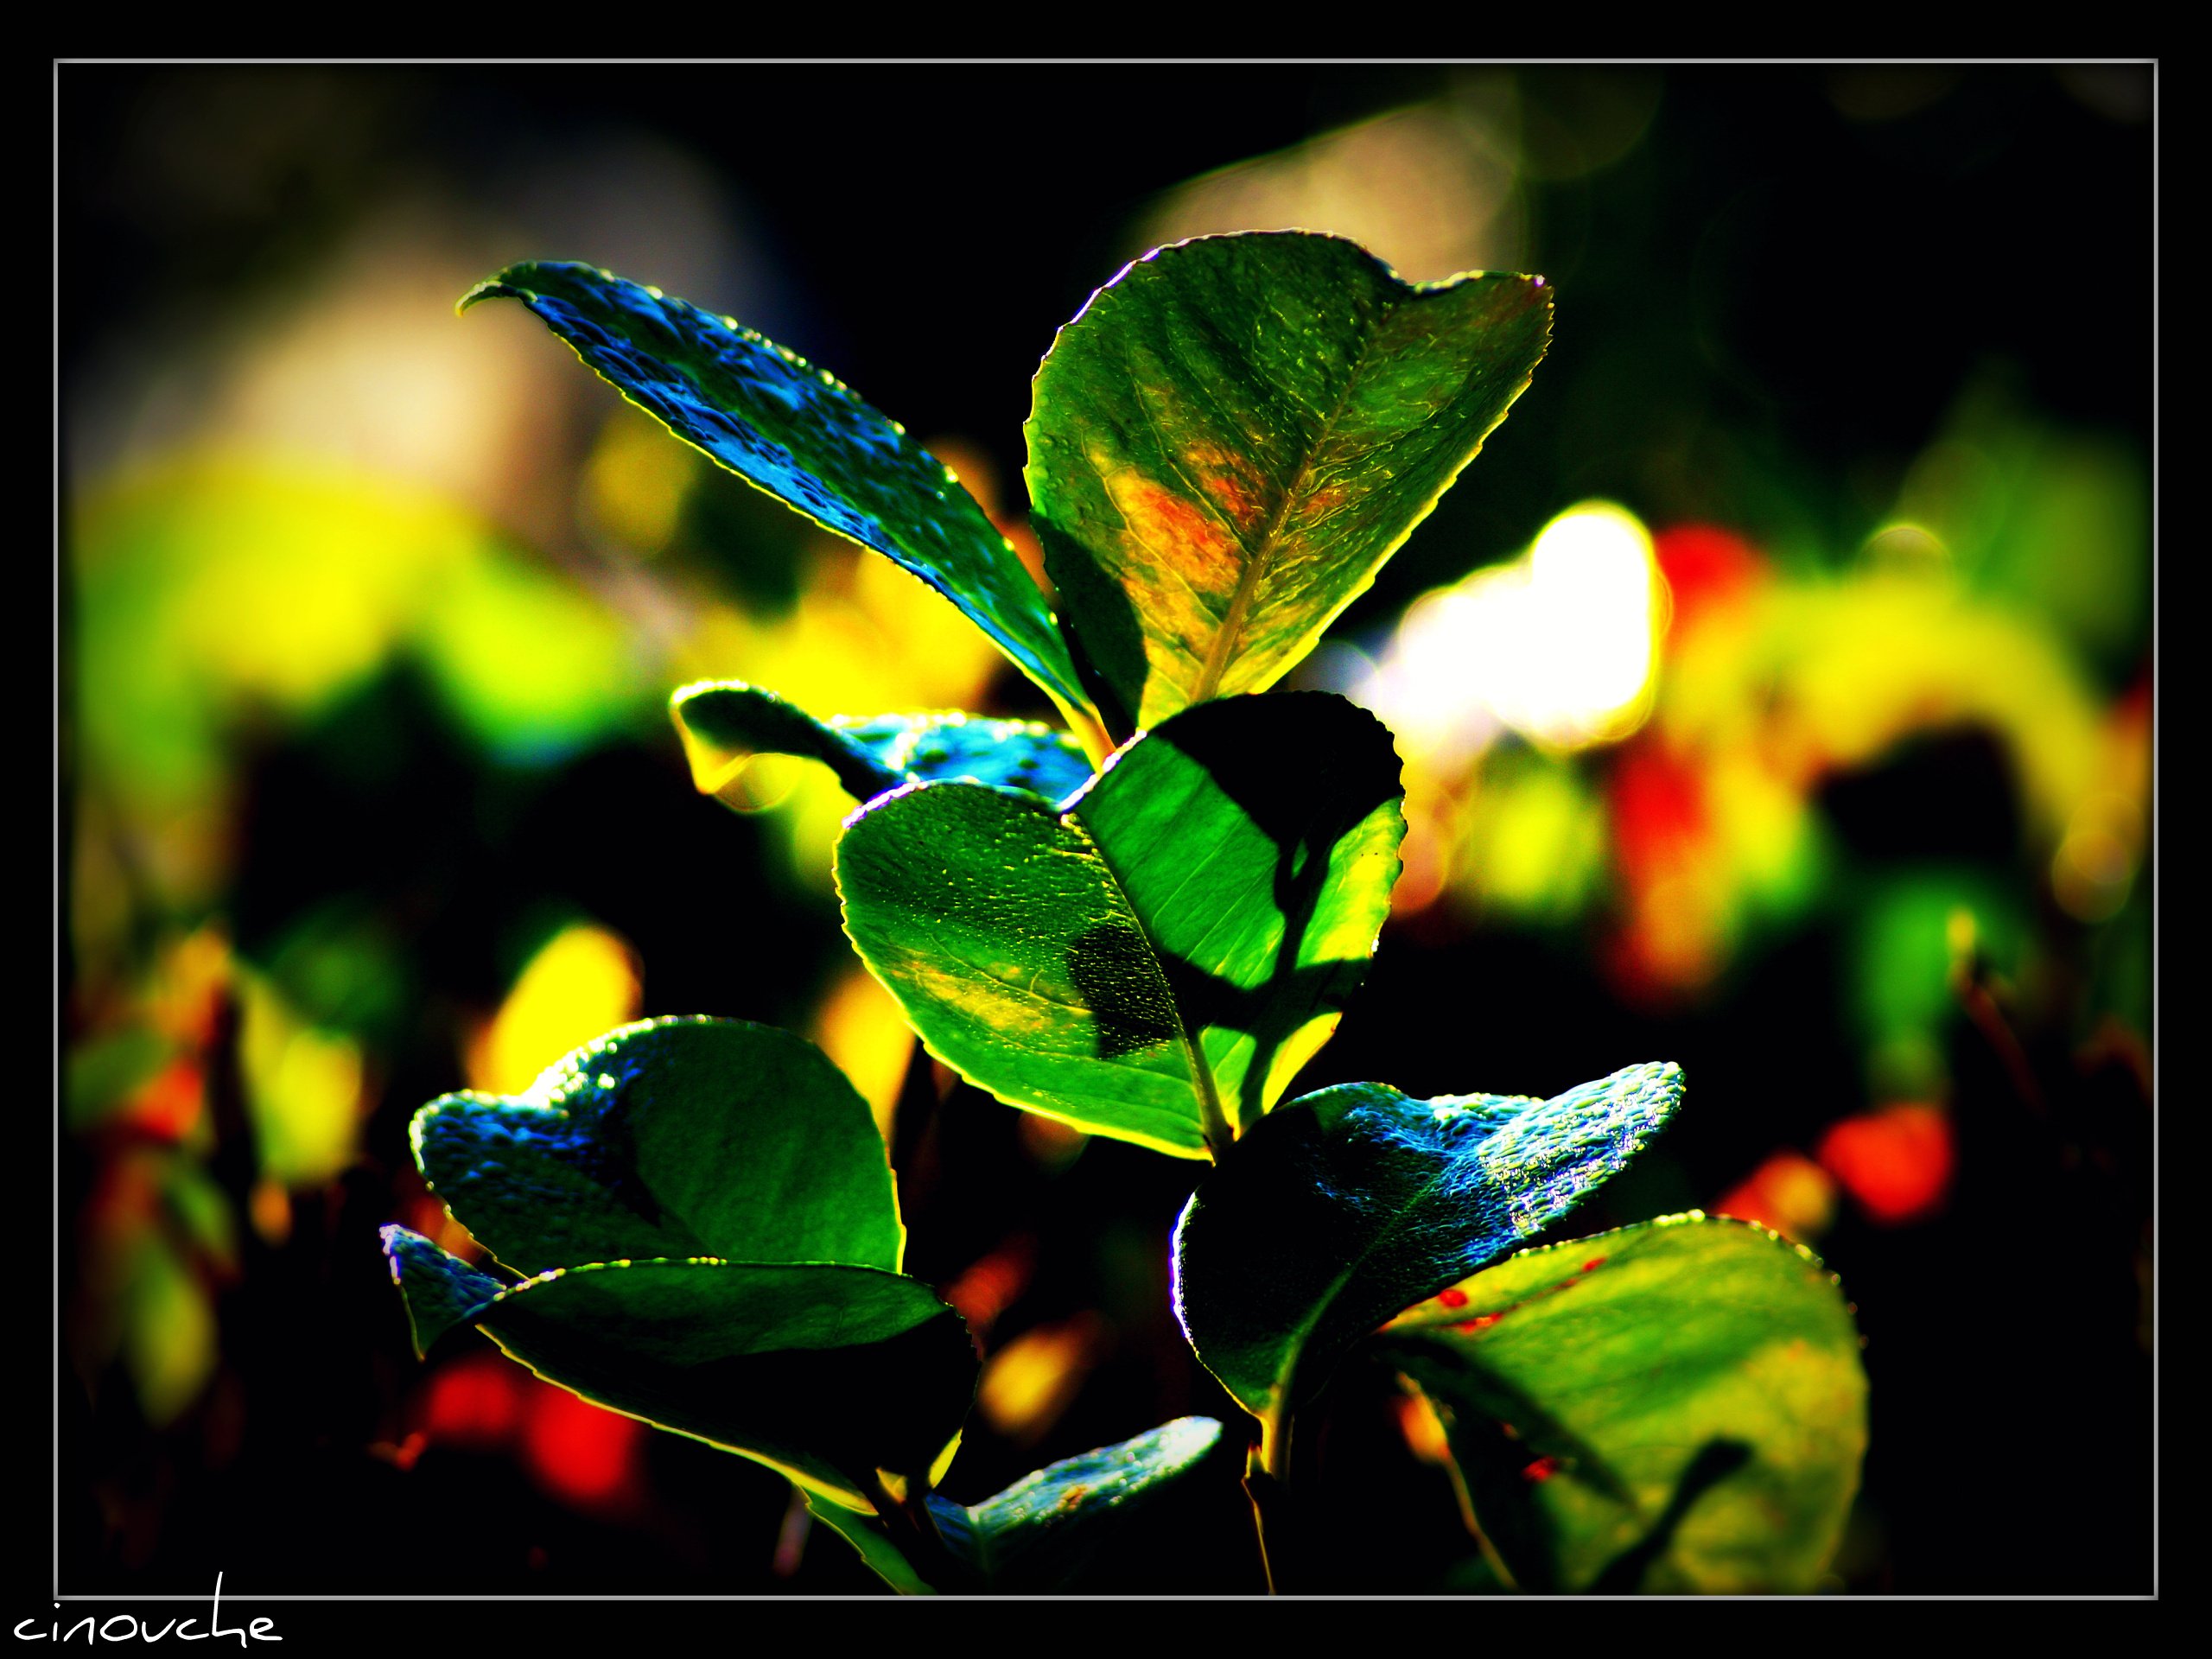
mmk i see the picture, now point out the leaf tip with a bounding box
[379,1223,503,1360]
[456,276,523,317]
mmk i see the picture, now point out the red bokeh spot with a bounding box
[1522,1456,1561,1484]
[942,1235,1038,1337]
[421,1352,525,1448]
[1437,1287,1470,1309]
[1817,1103,1955,1225]
[522,1386,645,1510]
[1611,742,1709,882]
[125,1058,206,1142]
[1714,1149,1838,1243]
[1653,524,1766,635]
[1604,741,1726,1001]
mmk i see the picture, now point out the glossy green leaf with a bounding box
[1173,1063,1683,1421]
[382,1228,976,1510]
[837,692,1403,1158]
[463,262,1096,730]
[815,1416,1226,1592]
[1026,232,1552,732]
[938,1414,1224,1589]
[410,1016,902,1279]
[671,680,1093,807]
[1376,1214,1867,1592]
[381,1224,505,1356]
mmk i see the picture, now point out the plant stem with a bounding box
[1195,1059,1234,1158]
[866,1471,979,1592]
[1260,1403,1293,1483]
[1441,1459,1518,1591]
[1244,1407,1297,1593]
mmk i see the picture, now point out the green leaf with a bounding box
[381,1228,977,1510]
[1172,1062,1683,1421]
[464,262,1096,732]
[1376,1214,1867,1592]
[803,1494,942,1595]
[1026,232,1552,732]
[817,1416,1227,1592]
[671,680,1093,807]
[837,692,1403,1158]
[941,1414,1224,1589]
[410,1016,903,1279]
[380,1224,506,1357]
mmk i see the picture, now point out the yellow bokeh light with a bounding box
[467,924,643,1096]
[582,405,699,556]
[709,749,812,815]
[238,974,369,1187]
[810,965,916,1144]
[1660,569,2105,846]
[1459,756,1606,921]
[2052,791,2141,924]
[976,1313,1107,1443]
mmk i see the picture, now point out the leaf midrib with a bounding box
[505,272,1085,719]
[1064,803,1230,1153]
[1263,1098,1507,1410]
[1184,288,1395,706]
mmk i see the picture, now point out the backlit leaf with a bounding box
[412,1017,903,1278]
[1027,232,1551,732]
[382,1228,976,1511]
[382,1224,505,1356]
[1376,1214,1866,1592]
[837,692,1403,1158]
[813,1415,1226,1592]
[1173,1062,1682,1421]
[938,1414,1224,1589]
[464,262,1096,731]
[671,680,1092,807]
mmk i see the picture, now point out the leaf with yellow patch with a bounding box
[1377,1214,1867,1592]
[836,692,1403,1158]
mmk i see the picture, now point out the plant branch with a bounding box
[866,1471,980,1592]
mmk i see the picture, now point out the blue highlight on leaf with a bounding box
[1173,1060,1686,1417]
[380,1224,505,1357]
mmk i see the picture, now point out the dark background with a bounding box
[57,61,2154,1604]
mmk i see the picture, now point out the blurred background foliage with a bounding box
[60,63,2152,1595]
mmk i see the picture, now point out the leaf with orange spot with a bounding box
[1378,1214,1867,1592]
[1027,232,1552,733]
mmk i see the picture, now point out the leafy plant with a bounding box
[383,233,1867,1593]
